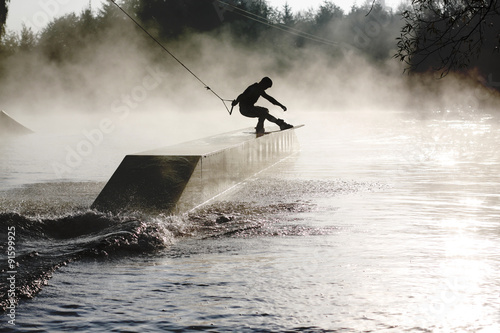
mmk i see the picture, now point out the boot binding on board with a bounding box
[277,119,293,130]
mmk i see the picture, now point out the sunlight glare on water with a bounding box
[6,108,500,332]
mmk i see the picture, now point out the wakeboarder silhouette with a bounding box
[232,77,293,134]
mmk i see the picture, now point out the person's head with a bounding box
[259,77,273,89]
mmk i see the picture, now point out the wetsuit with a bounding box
[235,83,281,131]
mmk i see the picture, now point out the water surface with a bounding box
[2,109,500,332]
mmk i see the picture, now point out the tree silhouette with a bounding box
[135,0,221,38]
[0,0,10,38]
[315,1,343,28]
[280,3,295,26]
[19,25,36,52]
[395,0,500,76]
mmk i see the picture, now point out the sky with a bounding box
[6,0,404,32]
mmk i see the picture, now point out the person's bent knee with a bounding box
[255,106,269,115]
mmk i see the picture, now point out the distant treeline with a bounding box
[0,0,498,85]
[0,1,401,66]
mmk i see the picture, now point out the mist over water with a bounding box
[1,3,497,153]
[2,107,500,332]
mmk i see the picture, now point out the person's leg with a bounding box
[263,112,278,123]
[240,105,293,131]
[241,106,269,132]
[256,117,265,131]
[275,118,293,130]
[262,109,293,130]
[240,105,261,118]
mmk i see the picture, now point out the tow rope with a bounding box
[109,0,233,114]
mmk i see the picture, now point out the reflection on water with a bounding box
[5,109,500,332]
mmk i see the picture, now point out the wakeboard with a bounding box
[245,124,304,135]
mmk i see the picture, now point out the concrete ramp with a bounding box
[0,110,33,136]
[92,127,300,214]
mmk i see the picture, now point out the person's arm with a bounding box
[262,91,287,111]
[232,94,241,106]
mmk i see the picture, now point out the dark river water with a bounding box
[1,109,499,332]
